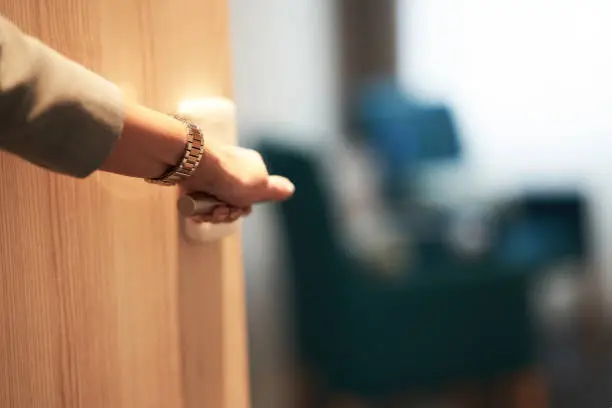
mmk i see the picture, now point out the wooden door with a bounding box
[0,1,250,408]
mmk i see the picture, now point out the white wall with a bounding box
[229,1,338,407]
[397,0,612,305]
[230,0,339,142]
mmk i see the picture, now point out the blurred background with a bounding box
[230,1,612,407]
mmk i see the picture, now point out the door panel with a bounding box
[0,1,249,407]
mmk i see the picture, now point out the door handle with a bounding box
[176,97,241,244]
[177,193,222,217]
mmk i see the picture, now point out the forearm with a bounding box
[100,103,230,190]
[99,104,185,179]
[0,14,218,184]
[0,14,293,211]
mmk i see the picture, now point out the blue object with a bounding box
[495,193,588,268]
[355,81,461,210]
[355,81,461,166]
[259,140,537,399]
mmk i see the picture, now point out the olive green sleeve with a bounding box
[0,15,124,178]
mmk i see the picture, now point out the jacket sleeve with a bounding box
[0,15,124,178]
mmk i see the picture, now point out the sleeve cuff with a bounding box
[29,43,126,178]
[0,27,125,178]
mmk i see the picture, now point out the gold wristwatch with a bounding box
[146,115,205,186]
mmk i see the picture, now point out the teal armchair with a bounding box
[258,141,539,403]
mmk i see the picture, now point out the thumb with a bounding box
[260,175,295,202]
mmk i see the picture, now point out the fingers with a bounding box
[259,175,295,202]
[230,175,294,207]
[181,144,294,208]
[189,205,252,224]
[226,207,243,222]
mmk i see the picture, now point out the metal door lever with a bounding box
[177,193,224,217]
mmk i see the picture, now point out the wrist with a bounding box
[101,104,186,179]
[182,136,227,193]
[137,107,187,172]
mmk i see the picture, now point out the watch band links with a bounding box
[146,115,205,186]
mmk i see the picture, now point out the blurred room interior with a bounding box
[230,1,612,407]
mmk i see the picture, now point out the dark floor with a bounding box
[542,323,612,408]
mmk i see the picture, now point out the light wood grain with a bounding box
[0,1,249,407]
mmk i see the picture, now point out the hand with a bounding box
[187,204,253,224]
[180,138,294,222]
[102,104,294,224]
